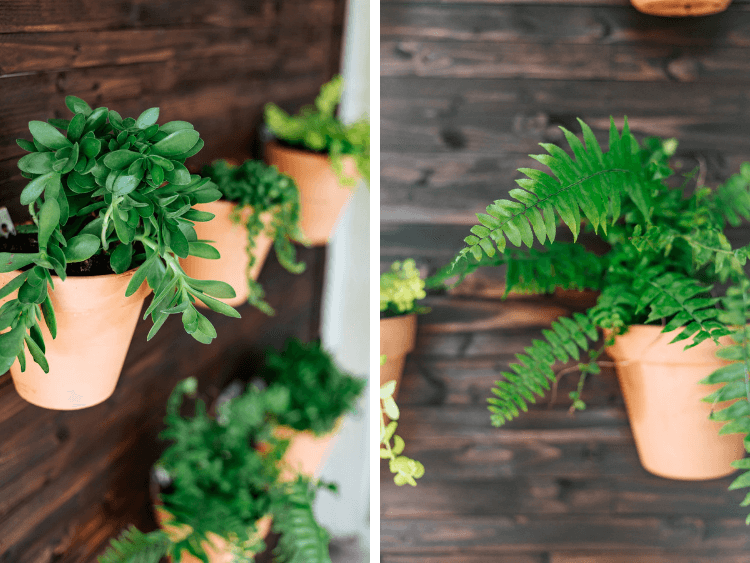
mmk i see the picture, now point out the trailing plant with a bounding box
[99,377,335,563]
[202,159,306,315]
[261,338,366,436]
[1,96,239,374]
[264,76,370,186]
[701,280,750,523]
[436,117,750,430]
[380,259,429,318]
[380,373,425,486]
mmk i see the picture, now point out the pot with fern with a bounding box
[260,338,365,478]
[0,97,239,410]
[99,377,335,563]
[380,259,428,399]
[179,159,306,314]
[264,75,369,245]
[440,117,748,481]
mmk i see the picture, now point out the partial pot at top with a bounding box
[380,313,418,399]
[606,325,745,480]
[180,200,273,307]
[265,141,356,245]
[630,0,730,15]
[0,268,149,410]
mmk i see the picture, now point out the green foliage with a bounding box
[380,378,425,486]
[264,76,370,187]
[380,259,428,317]
[100,377,334,563]
[701,283,750,524]
[3,97,238,373]
[262,339,365,435]
[202,159,306,314]
[98,527,171,563]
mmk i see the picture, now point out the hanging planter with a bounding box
[261,338,365,477]
[0,96,238,410]
[380,314,418,398]
[180,159,305,314]
[264,75,369,245]
[606,326,745,480]
[630,0,731,16]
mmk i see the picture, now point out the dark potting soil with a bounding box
[0,231,141,277]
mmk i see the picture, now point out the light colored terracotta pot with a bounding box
[180,200,274,307]
[154,501,272,562]
[380,314,418,399]
[274,416,344,480]
[0,268,149,410]
[630,0,730,16]
[605,325,745,480]
[265,141,356,245]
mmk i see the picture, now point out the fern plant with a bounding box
[99,377,335,563]
[435,117,750,431]
[261,338,365,436]
[264,76,370,187]
[202,159,306,315]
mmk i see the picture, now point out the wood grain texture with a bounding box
[0,0,348,560]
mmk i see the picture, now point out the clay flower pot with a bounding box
[0,269,149,410]
[606,325,745,480]
[265,141,356,245]
[154,502,272,563]
[180,200,273,307]
[274,416,344,480]
[630,0,730,16]
[380,314,418,399]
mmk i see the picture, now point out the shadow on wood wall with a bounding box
[0,0,345,560]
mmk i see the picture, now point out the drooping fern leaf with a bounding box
[272,478,332,563]
[489,312,600,426]
[97,526,171,563]
[452,117,650,271]
[700,282,750,523]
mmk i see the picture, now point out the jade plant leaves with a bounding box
[4,97,239,374]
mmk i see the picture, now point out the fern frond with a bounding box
[98,526,171,563]
[451,117,647,272]
[488,312,600,426]
[700,282,750,524]
[633,270,730,348]
[272,478,331,563]
[706,164,750,228]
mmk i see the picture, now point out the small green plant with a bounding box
[380,259,428,318]
[264,76,370,187]
[99,377,335,563]
[380,374,425,486]
[202,159,306,315]
[262,338,365,436]
[0,96,239,374]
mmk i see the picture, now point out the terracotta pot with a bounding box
[380,314,418,399]
[180,200,274,307]
[0,269,149,410]
[274,416,344,480]
[265,141,356,245]
[630,0,730,16]
[154,500,271,562]
[605,325,745,480]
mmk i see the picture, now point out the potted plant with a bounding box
[380,259,428,399]
[260,338,366,478]
[630,0,730,16]
[99,377,335,563]
[438,117,749,481]
[180,159,306,314]
[264,75,370,245]
[0,96,239,410]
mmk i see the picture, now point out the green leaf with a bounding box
[65,96,92,116]
[24,333,49,373]
[158,121,194,135]
[0,324,25,358]
[126,254,156,297]
[20,172,58,205]
[187,278,236,299]
[0,253,37,273]
[37,198,60,250]
[112,174,140,196]
[192,292,241,318]
[17,152,56,174]
[67,113,85,142]
[110,243,133,274]
[28,120,72,150]
[64,234,101,262]
[40,294,57,338]
[187,242,220,259]
[104,150,142,171]
[135,107,159,129]
[150,129,200,157]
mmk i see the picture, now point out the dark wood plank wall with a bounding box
[0,1,346,561]
[381,1,750,561]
